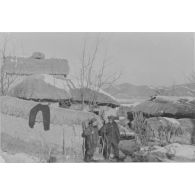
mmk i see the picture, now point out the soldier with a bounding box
[99,115,120,160]
[82,118,99,162]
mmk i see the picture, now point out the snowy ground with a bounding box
[0,152,40,163]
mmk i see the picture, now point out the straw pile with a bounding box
[142,117,195,145]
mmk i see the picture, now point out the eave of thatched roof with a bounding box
[3,56,69,76]
[132,96,195,119]
[7,74,119,106]
[70,87,120,107]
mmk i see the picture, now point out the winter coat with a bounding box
[29,104,50,131]
[82,125,99,148]
[99,121,120,144]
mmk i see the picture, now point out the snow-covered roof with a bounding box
[8,74,72,100]
[133,96,195,118]
[8,74,119,106]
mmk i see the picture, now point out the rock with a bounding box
[119,150,126,159]
[119,140,140,156]
[134,143,195,162]
[124,156,133,162]
[164,143,195,161]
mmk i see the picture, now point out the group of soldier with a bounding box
[82,115,120,162]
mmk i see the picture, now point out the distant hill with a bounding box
[104,83,195,99]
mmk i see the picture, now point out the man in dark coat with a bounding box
[99,115,120,160]
[82,118,99,162]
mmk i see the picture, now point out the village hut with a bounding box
[1,52,70,97]
[132,96,195,119]
[4,52,119,107]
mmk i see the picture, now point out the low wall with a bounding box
[0,96,99,162]
[0,96,98,125]
[1,113,83,162]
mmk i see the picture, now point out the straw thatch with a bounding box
[70,87,120,107]
[7,74,71,101]
[3,56,69,76]
[7,74,119,106]
[143,117,195,145]
[133,96,195,119]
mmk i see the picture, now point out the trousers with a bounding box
[29,104,50,131]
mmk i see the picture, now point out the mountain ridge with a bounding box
[104,82,195,99]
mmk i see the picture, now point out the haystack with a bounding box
[141,117,195,145]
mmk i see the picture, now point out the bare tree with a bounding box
[187,72,195,95]
[0,34,16,96]
[189,72,195,83]
[77,36,121,110]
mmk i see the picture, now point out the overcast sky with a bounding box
[1,32,194,86]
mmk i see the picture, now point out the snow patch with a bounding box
[163,117,180,126]
[43,74,71,92]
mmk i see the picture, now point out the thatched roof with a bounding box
[8,74,71,101]
[7,74,119,106]
[132,96,195,119]
[70,87,120,107]
[3,55,69,76]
